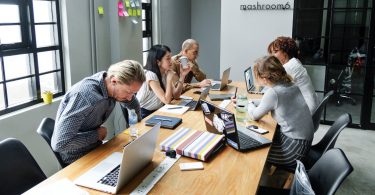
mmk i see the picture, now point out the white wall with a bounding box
[220,0,294,81]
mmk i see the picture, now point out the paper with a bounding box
[219,99,231,108]
[118,2,124,17]
[137,9,141,16]
[125,0,130,7]
[123,9,129,17]
[132,9,137,16]
[24,178,88,195]
[159,105,189,115]
[128,8,133,16]
[97,6,104,15]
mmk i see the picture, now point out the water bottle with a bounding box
[128,109,138,138]
[236,89,248,122]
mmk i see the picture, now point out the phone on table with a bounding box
[246,125,269,134]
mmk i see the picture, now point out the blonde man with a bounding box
[52,60,145,165]
[171,39,211,92]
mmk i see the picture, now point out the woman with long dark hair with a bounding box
[136,45,191,118]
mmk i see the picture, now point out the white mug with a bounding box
[179,56,189,69]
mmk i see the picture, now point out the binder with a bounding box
[145,115,182,129]
[160,127,225,161]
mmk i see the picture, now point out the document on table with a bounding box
[159,105,189,115]
[23,178,88,195]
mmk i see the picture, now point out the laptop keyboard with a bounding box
[211,83,220,90]
[238,131,262,149]
[180,100,198,110]
[97,165,120,187]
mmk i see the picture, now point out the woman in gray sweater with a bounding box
[245,55,314,168]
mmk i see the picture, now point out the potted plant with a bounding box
[41,91,53,104]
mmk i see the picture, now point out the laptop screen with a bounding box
[200,100,239,148]
[244,66,255,92]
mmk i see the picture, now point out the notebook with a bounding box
[211,67,231,91]
[179,86,210,110]
[244,66,266,94]
[145,115,182,129]
[208,93,234,101]
[74,124,160,194]
[200,99,271,151]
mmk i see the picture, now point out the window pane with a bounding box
[35,24,58,48]
[142,37,150,51]
[141,0,150,3]
[40,72,61,93]
[0,4,20,23]
[33,0,56,23]
[142,21,146,31]
[0,25,22,44]
[143,52,148,65]
[38,50,60,73]
[7,78,35,106]
[142,10,146,19]
[0,60,3,81]
[3,54,33,80]
[0,84,4,110]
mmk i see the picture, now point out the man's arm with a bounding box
[191,61,207,82]
[51,94,99,152]
[120,95,141,121]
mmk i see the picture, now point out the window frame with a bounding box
[0,0,65,115]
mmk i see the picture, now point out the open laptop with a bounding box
[74,123,160,194]
[211,67,231,91]
[244,66,266,94]
[200,100,271,151]
[179,86,210,110]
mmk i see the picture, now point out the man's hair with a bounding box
[107,60,146,85]
[182,39,199,51]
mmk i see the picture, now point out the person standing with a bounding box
[52,60,146,165]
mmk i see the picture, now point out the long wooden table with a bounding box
[26,82,276,195]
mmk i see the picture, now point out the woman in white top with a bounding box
[136,45,191,118]
[268,36,319,114]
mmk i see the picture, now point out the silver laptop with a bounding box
[211,67,231,91]
[74,123,160,194]
[200,100,271,151]
[244,66,266,94]
[179,86,210,110]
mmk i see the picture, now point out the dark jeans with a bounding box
[141,108,156,119]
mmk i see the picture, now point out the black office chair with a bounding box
[257,148,353,195]
[312,90,334,132]
[304,113,351,170]
[330,67,356,106]
[36,117,67,168]
[0,138,47,195]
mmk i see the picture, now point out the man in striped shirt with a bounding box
[51,60,146,165]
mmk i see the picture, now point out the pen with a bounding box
[123,140,133,148]
[234,87,238,98]
[167,106,183,110]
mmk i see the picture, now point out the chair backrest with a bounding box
[308,148,353,195]
[312,90,334,132]
[0,138,47,194]
[36,117,66,168]
[313,113,351,154]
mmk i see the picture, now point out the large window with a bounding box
[0,0,64,115]
[142,0,152,64]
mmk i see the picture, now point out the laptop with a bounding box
[74,123,161,194]
[200,100,271,151]
[244,66,266,94]
[179,86,210,110]
[211,67,231,91]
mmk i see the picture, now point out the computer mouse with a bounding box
[193,90,201,94]
[247,125,258,129]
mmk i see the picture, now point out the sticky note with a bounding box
[128,8,133,16]
[118,2,124,17]
[133,9,137,16]
[123,9,129,17]
[137,9,141,16]
[135,0,140,7]
[125,0,130,7]
[98,6,104,15]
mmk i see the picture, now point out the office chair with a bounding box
[257,148,353,195]
[312,90,334,132]
[329,63,356,106]
[0,138,47,195]
[36,117,67,168]
[304,113,351,170]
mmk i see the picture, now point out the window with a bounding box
[0,0,64,115]
[142,0,152,64]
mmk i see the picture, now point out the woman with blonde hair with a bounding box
[234,55,314,169]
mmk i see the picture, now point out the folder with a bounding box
[145,115,182,129]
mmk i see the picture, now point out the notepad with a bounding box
[145,115,182,129]
[160,127,225,161]
[159,104,189,115]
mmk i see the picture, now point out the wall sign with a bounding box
[240,1,292,10]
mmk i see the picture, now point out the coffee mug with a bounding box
[179,56,189,69]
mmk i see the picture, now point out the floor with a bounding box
[314,125,375,195]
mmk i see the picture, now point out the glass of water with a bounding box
[236,89,248,122]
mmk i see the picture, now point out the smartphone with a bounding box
[246,125,269,134]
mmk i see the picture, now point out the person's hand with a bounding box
[97,126,107,141]
[179,63,192,78]
[198,79,211,88]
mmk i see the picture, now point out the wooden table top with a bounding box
[26,82,276,195]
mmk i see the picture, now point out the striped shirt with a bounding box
[51,71,141,164]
